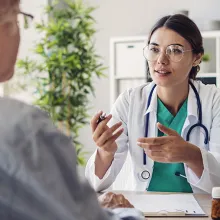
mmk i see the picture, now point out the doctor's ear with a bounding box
[193,53,203,67]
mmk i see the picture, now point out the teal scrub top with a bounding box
[148,98,193,193]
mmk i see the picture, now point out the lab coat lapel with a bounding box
[139,85,158,190]
[181,81,199,140]
[144,84,158,139]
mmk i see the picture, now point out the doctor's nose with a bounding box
[157,51,169,65]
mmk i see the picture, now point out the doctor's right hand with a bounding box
[91,111,124,155]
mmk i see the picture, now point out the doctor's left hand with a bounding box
[137,122,201,164]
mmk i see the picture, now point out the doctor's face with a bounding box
[0,0,20,82]
[147,27,198,88]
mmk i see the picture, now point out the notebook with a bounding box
[124,194,207,217]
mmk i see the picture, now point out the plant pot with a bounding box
[200,62,211,73]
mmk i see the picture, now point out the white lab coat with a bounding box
[85,80,220,193]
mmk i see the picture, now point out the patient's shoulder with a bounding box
[0,97,51,134]
[0,97,48,118]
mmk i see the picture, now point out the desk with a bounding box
[112,191,212,220]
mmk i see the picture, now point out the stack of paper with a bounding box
[124,194,207,217]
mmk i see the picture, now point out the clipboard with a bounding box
[124,194,208,217]
[143,209,185,216]
[142,210,208,217]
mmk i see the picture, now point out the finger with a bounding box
[137,136,173,145]
[98,192,113,202]
[103,192,116,205]
[157,122,179,136]
[146,152,166,163]
[111,193,118,205]
[148,156,167,163]
[98,192,115,208]
[117,194,125,203]
[101,191,114,198]
[114,194,128,208]
[117,194,134,208]
[146,150,173,163]
[97,122,122,146]
[91,110,103,133]
[102,128,124,151]
[92,114,112,142]
[125,199,134,208]
[149,150,166,158]
[137,142,163,151]
[98,114,112,126]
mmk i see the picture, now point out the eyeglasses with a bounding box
[18,11,34,29]
[143,44,193,63]
[19,12,34,20]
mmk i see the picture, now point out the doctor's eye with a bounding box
[149,46,160,53]
[167,45,183,55]
[172,48,182,54]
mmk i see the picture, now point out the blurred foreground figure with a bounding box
[0,98,143,220]
[0,0,144,219]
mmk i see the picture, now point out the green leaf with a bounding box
[16,0,106,167]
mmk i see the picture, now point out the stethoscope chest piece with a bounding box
[138,170,151,182]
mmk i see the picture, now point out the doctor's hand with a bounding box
[137,122,203,165]
[98,192,134,209]
[91,111,123,155]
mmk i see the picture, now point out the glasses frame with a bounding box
[19,11,34,20]
[143,44,193,63]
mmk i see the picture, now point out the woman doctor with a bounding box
[85,14,220,194]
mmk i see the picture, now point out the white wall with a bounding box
[79,0,220,163]
[3,0,48,101]
[0,1,47,97]
[2,0,220,178]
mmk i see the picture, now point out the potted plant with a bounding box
[16,0,106,165]
[200,53,211,73]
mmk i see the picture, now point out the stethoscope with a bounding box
[140,81,209,180]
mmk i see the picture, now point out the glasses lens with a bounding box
[166,45,184,62]
[143,45,160,61]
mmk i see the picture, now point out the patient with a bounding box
[0,0,144,219]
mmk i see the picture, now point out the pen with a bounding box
[97,113,107,124]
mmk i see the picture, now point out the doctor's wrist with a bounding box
[94,148,115,179]
[184,143,204,178]
[97,147,115,161]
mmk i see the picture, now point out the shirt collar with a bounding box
[144,83,158,116]
[143,80,199,119]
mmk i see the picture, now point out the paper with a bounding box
[124,194,206,216]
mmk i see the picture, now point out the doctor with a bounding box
[85,14,220,194]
